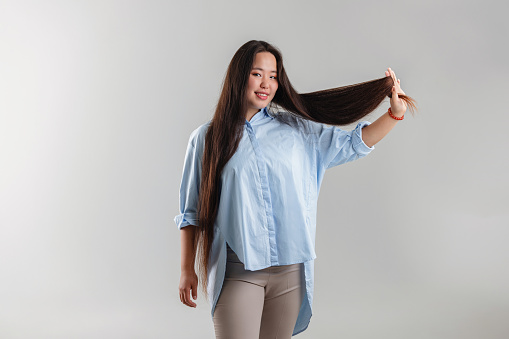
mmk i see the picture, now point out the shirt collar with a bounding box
[246,107,274,124]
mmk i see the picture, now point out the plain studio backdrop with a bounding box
[1,0,508,338]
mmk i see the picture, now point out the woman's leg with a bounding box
[213,273,264,339]
[259,263,304,339]
[213,245,304,338]
[213,247,266,339]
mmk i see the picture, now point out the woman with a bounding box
[176,40,416,338]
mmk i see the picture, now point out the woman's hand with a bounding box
[179,269,198,308]
[360,67,410,147]
[385,67,407,117]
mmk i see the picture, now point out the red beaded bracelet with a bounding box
[388,107,404,120]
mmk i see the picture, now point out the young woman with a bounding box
[175,40,416,338]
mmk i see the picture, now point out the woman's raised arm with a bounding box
[361,68,407,147]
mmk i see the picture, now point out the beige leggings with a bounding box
[213,245,304,339]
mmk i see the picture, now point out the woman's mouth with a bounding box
[256,92,269,100]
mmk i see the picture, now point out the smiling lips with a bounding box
[255,92,269,100]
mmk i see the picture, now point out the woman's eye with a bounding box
[251,73,276,79]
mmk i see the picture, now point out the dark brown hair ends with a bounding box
[195,40,417,295]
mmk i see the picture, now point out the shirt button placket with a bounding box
[245,120,279,266]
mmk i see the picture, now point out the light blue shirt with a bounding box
[174,107,374,335]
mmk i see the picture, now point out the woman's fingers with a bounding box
[385,68,408,115]
[179,283,197,307]
[191,281,198,300]
[391,85,399,101]
[181,287,197,308]
[388,68,398,87]
[386,68,406,94]
[187,292,197,308]
[187,287,197,308]
[388,68,403,91]
[179,271,198,308]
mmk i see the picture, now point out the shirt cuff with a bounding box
[174,213,199,229]
[352,121,375,155]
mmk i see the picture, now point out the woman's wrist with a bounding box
[387,107,404,120]
[181,265,196,273]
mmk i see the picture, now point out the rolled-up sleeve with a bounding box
[174,136,202,229]
[316,121,375,169]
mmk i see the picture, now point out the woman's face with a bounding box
[245,52,278,121]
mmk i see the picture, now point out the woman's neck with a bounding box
[245,108,261,122]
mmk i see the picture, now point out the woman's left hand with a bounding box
[385,67,407,117]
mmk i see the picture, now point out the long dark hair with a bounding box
[195,40,416,295]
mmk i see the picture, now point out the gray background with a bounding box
[1,0,508,338]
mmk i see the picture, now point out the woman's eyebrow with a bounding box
[252,67,277,73]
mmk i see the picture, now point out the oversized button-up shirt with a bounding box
[174,107,374,335]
